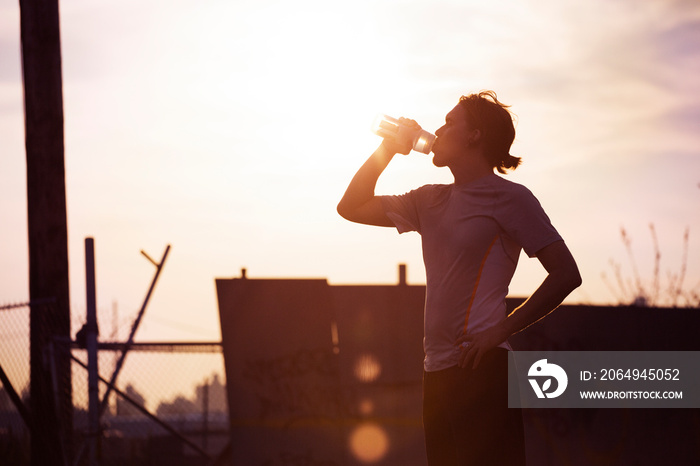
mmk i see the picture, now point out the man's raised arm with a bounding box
[337,119,417,226]
[337,142,396,227]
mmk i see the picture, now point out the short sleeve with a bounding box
[379,190,422,234]
[497,185,563,257]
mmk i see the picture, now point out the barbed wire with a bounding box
[72,341,222,354]
[0,297,56,311]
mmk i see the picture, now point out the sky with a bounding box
[1,0,700,351]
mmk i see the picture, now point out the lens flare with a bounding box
[358,398,374,416]
[354,353,381,383]
[349,422,389,463]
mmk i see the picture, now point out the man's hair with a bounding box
[458,91,521,174]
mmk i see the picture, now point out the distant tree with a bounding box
[117,383,146,417]
[155,395,198,417]
[153,372,227,418]
[195,373,227,414]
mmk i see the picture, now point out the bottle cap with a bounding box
[413,130,436,154]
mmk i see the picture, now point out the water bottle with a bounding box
[371,114,436,154]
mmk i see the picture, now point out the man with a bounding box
[337,91,582,465]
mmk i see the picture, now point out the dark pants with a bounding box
[422,348,526,466]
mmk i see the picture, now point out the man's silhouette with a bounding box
[338,91,581,465]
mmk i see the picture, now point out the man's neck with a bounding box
[450,156,494,185]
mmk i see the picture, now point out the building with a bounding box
[217,266,700,466]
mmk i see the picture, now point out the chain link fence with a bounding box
[0,302,31,464]
[0,302,230,466]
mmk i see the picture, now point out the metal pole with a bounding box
[47,341,69,466]
[73,245,170,466]
[85,238,100,465]
[19,0,72,462]
[202,377,209,452]
[98,245,170,417]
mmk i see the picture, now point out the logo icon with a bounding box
[528,359,568,399]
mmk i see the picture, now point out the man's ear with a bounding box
[470,129,482,145]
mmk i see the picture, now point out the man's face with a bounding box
[431,104,474,168]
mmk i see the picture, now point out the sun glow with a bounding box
[179,1,425,174]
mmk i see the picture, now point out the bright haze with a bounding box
[1,0,699,342]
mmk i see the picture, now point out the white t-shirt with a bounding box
[380,173,562,372]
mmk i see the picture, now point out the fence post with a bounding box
[85,238,100,465]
